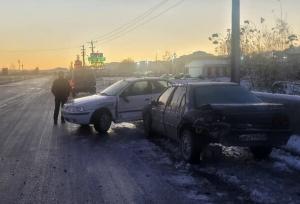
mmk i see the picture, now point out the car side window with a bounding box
[169,87,186,110]
[124,81,151,96]
[158,87,175,106]
[151,80,169,93]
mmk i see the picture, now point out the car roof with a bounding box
[124,77,169,82]
[173,81,238,87]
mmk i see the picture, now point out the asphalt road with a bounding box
[1,77,300,204]
[0,77,208,204]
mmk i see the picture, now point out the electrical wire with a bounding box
[98,0,185,44]
[93,0,170,40]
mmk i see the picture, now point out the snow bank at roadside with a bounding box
[285,135,300,154]
[253,91,300,101]
[271,148,300,171]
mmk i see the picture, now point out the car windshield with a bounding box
[193,85,261,107]
[100,80,129,96]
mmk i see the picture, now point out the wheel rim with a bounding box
[100,113,111,130]
[181,132,192,159]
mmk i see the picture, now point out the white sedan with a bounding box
[62,78,171,133]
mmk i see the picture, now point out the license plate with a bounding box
[239,134,267,142]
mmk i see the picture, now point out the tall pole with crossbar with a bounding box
[231,0,241,84]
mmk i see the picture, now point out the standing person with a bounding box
[51,71,71,125]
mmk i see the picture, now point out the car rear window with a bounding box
[193,85,261,107]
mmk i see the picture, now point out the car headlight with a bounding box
[65,106,86,113]
[75,106,86,112]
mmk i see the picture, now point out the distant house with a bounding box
[185,59,229,78]
[136,61,149,71]
[2,68,8,75]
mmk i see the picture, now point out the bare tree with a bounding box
[209,18,298,57]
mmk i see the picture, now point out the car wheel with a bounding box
[143,112,153,138]
[180,129,201,163]
[93,110,112,133]
[250,146,272,160]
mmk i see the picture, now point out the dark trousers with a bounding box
[54,98,67,122]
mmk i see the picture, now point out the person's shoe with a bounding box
[54,121,58,125]
[61,119,66,124]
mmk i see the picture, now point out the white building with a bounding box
[185,59,229,78]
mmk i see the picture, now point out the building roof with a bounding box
[186,59,229,68]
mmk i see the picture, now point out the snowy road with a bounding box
[0,77,300,204]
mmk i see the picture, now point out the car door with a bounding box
[151,87,175,134]
[117,80,152,121]
[164,87,186,139]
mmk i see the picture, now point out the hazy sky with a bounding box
[0,0,299,69]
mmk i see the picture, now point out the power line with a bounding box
[98,0,185,44]
[93,0,169,40]
[94,0,184,43]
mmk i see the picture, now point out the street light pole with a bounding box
[231,0,241,84]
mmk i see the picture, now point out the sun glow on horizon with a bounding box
[0,0,299,69]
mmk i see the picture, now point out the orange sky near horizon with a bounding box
[0,0,299,69]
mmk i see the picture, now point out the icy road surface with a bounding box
[0,77,300,204]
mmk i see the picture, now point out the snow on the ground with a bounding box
[272,161,292,173]
[253,91,300,102]
[271,148,300,171]
[249,189,277,204]
[285,135,300,154]
[270,135,300,171]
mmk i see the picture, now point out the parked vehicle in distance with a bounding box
[63,78,171,133]
[272,81,300,96]
[71,68,96,97]
[143,82,292,163]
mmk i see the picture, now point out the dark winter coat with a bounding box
[51,77,71,100]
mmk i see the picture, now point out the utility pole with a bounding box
[88,40,97,53]
[231,0,241,84]
[81,45,86,67]
[18,60,21,71]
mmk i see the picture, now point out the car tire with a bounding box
[93,110,112,133]
[250,146,272,160]
[180,129,201,163]
[143,112,153,138]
